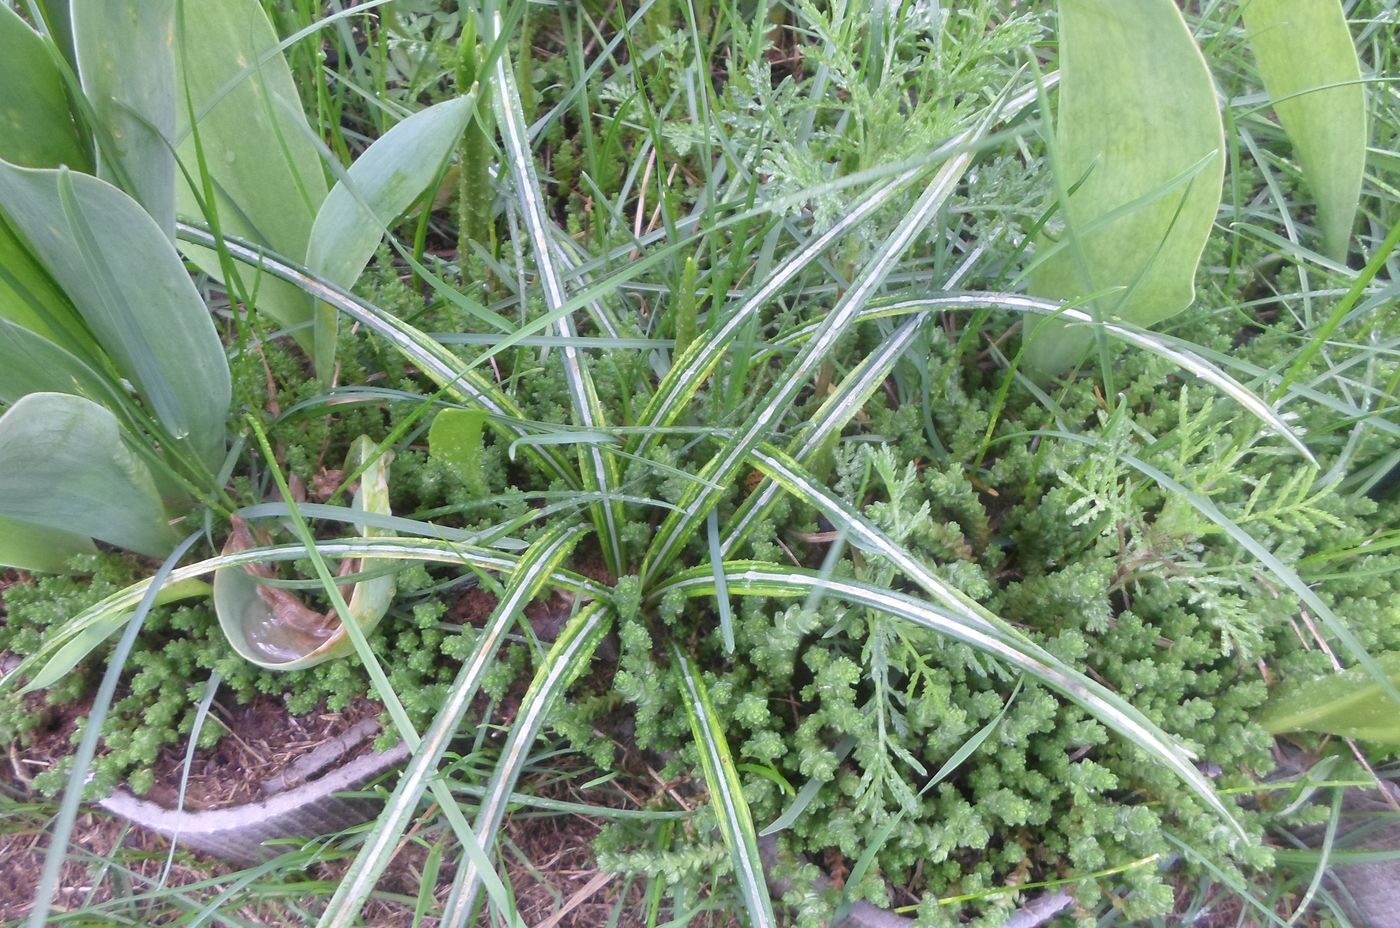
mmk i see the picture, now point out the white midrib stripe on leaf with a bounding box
[492,35,622,571]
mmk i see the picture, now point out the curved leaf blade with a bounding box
[1244,0,1366,260]
[442,600,612,925]
[172,0,326,342]
[74,0,178,235]
[315,521,589,928]
[1025,0,1225,377]
[0,5,89,171]
[652,561,1245,839]
[0,162,229,469]
[307,95,475,371]
[0,392,176,557]
[676,649,777,928]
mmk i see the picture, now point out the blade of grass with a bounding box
[441,600,613,926]
[674,649,776,928]
[315,521,589,928]
[492,33,625,575]
[243,416,524,927]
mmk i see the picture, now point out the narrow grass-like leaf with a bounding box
[0,393,177,558]
[74,0,177,235]
[1259,651,1400,743]
[0,5,89,171]
[675,649,776,928]
[723,315,928,556]
[1244,0,1366,260]
[493,41,624,576]
[629,171,916,455]
[651,561,1244,838]
[874,293,1314,462]
[175,221,578,486]
[442,600,612,926]
[172,0,326,344]
[242,418,520,925]
[307,94,476,372]
[1025,0,1225,378]
[0,163,229,470]
[642,93,1006,584]
[315,522,588,928]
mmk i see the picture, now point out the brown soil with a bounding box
[0,574,689,927]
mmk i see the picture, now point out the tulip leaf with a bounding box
[172,0,326,345]
[1243,0,1366,261]
[0,316,126,410]
[74,0,179,236]
[0,5,89,171]
[1024,0,1225,379]
[0,393,177,558]
[0,161,230,470]
[0,218,105,366]
[0,516,96,574]
[1260,652,1400,744]
[307,95,475,373]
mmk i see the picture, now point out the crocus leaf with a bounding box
[1024,0,1225,379]
[1260,652,1400,744]
[0,515,96,574]
[427,406,489,496]
[172,0,326,346]
[1243,0,1367,261]
[74,0,179,237]
[214,436,397,671]
[0,392,177,558]
[307,95,475,373]
[0,161,230,470]
[0,5,89,171]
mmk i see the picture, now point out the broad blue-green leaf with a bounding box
[0,219,104,366]
[0,5,89,171]
[172,0,326,345]
[0,392,177,558]
[1244,0,1367,261]
[74,0,178,236]
[0,161,229,470]
[306,95,475,372]
[215,437,395,671]
[1260,653,1400,743]
[427,406,489,495]
[1024,0,1225,378]
[0,515,95,573]
[0,316,125,409]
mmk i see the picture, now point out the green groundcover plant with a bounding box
[0,1,1398,927]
